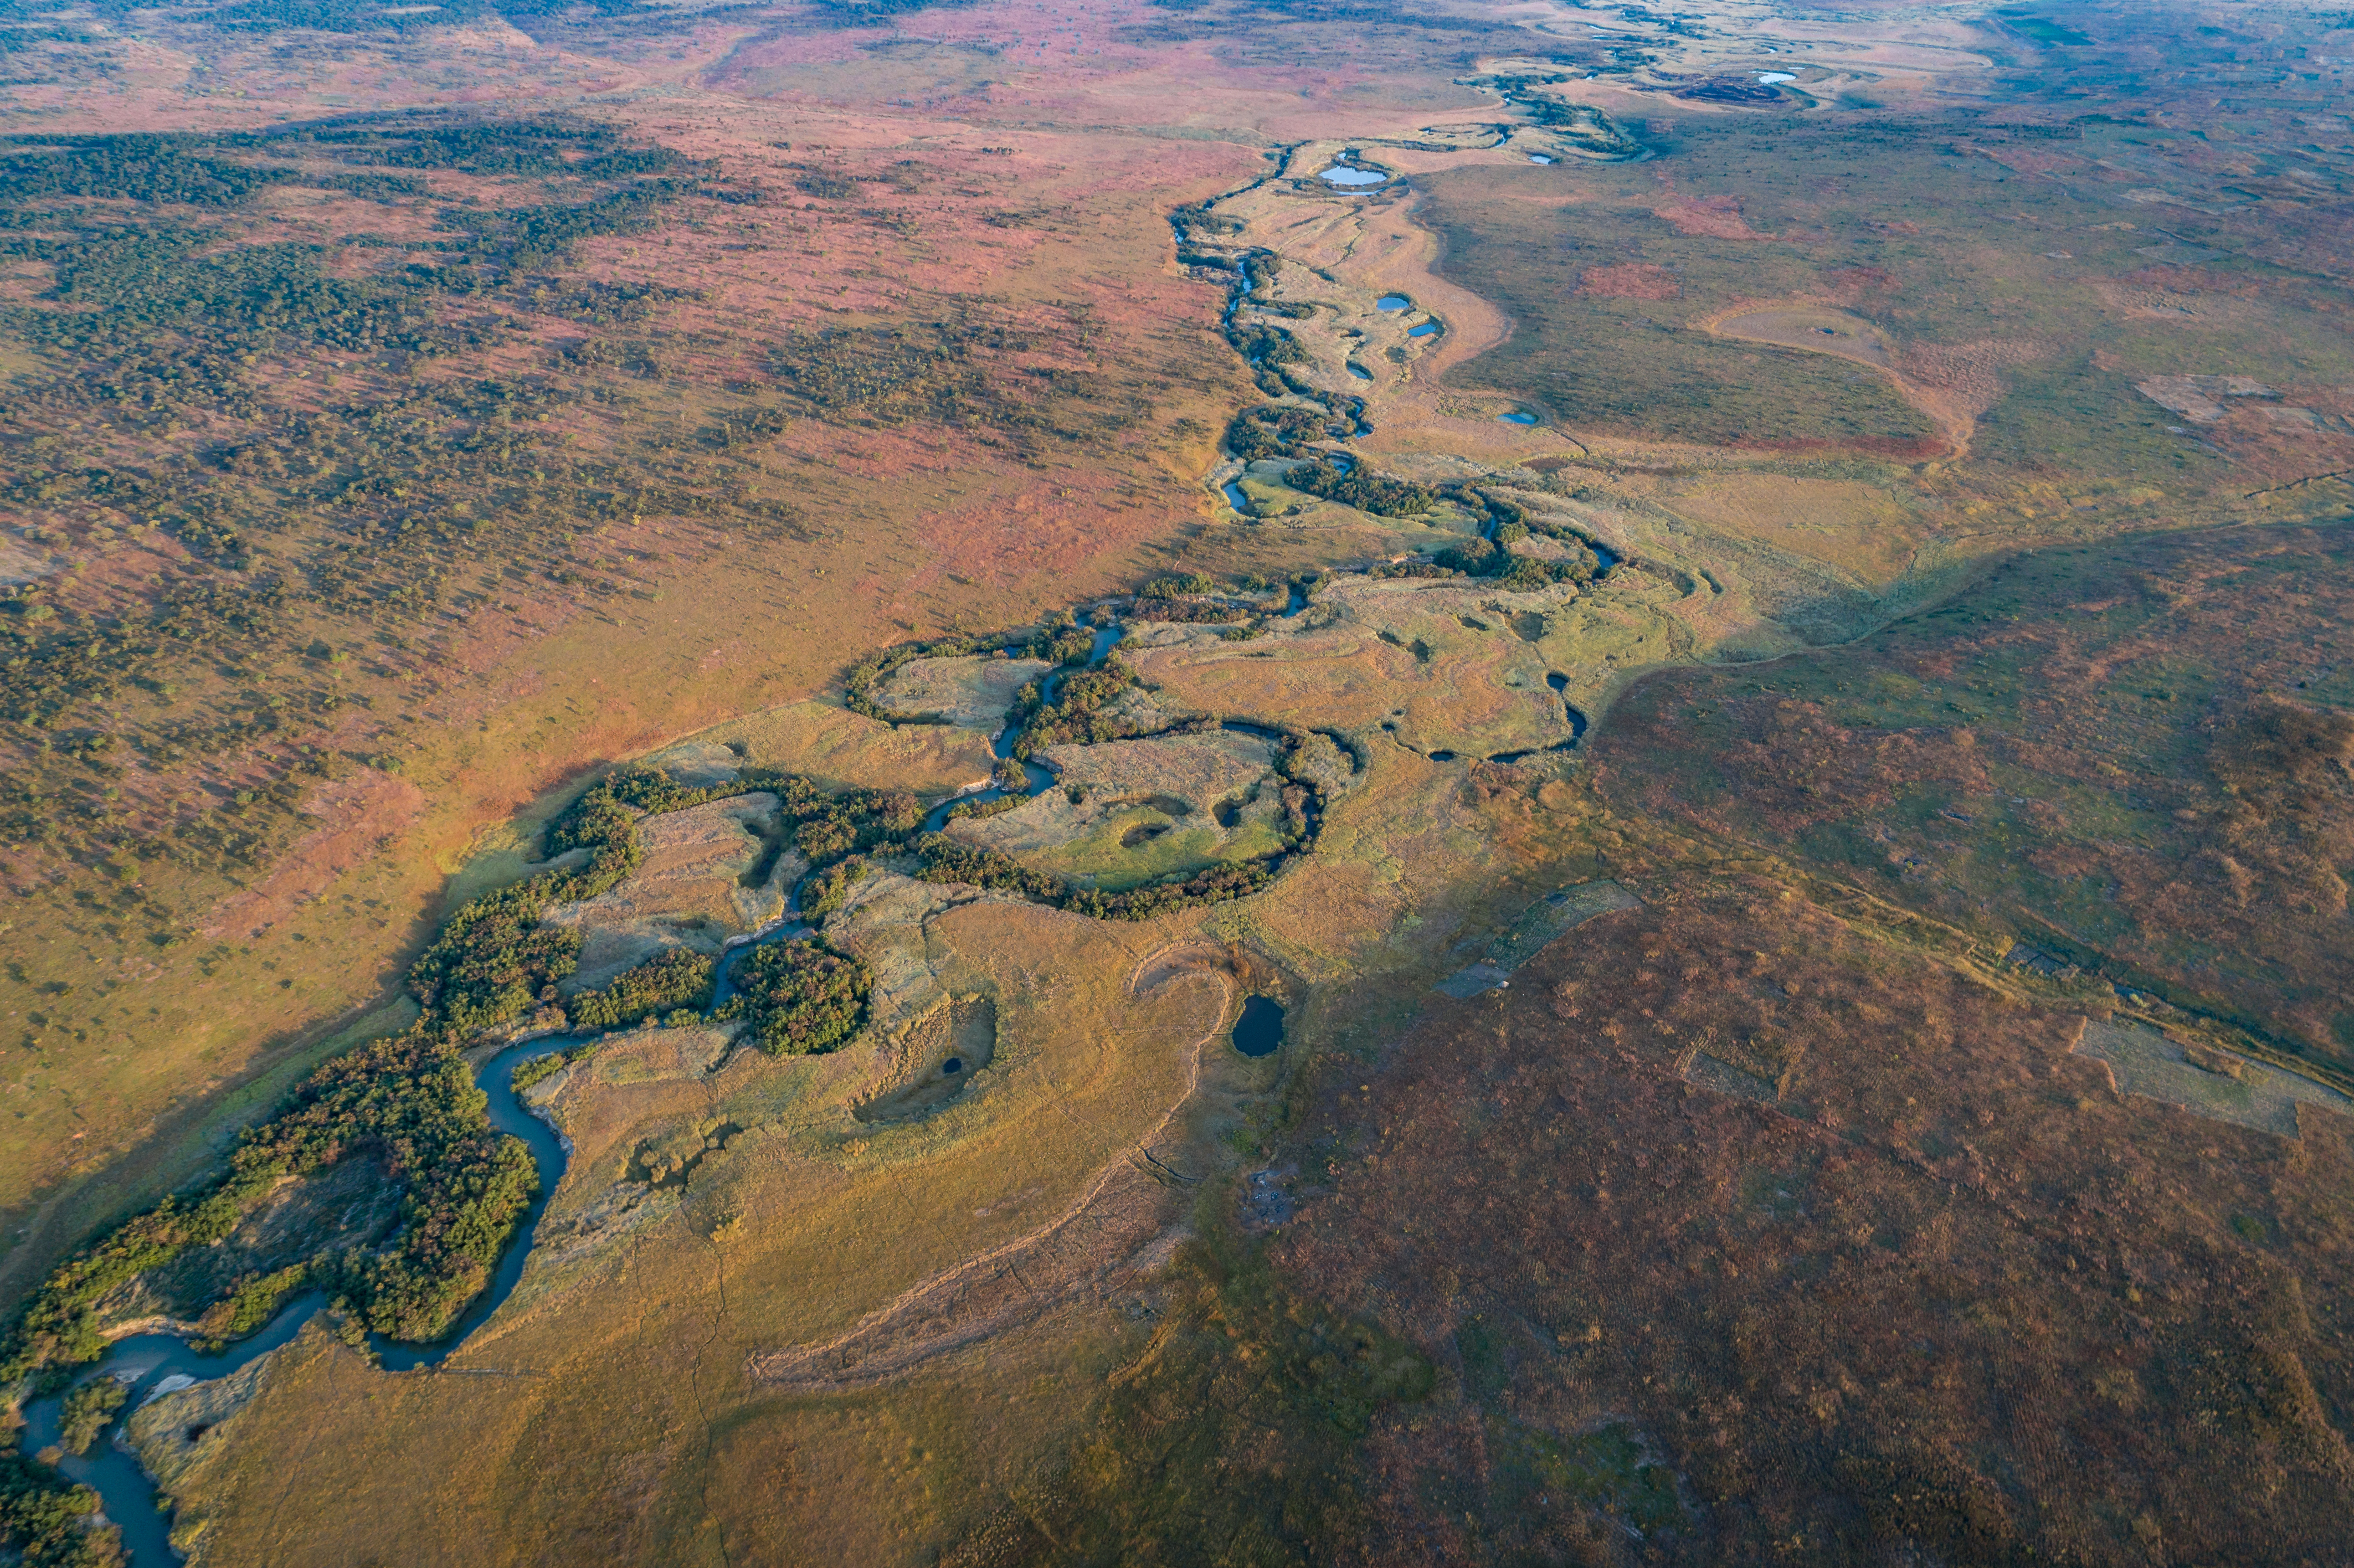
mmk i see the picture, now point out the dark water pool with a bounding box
[1232,994,1286,1058]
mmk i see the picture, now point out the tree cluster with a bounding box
[1283,459,1435,517]
[567,948,716,1032]
[715,941,873,1056]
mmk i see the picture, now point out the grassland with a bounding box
[7,0,2354,1564]
[1592,517,2354,1080]
[0,89,1260,1323]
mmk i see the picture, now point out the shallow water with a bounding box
[1498,410,1537,425]
[373,1042,569,1372]
[1345,362,1373,380]
[1375,294,1410,312]
[1320,166,1385,187]
[1757,71,1796,84]
[18,1037,572,1562]
[1407,321,1440,338]
[17,1294,330,1567]
[1222,479,1250,511]
[1528,153,1554,164]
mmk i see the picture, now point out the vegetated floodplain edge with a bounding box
[8,0,2354,1562]
[0,569,1355,1551]
[0,84,1251,1319]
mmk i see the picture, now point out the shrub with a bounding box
[716,942,872,1055]
[55,1379,126,1456]
[568,949,716,1032]
[0,1449,115,1567]
[1137,572,1216,599]
[799,855,870,918]
[191,1263,309,1354]
[1222,402,1335,460]
[1284,459,1434,517]
[1008,660,1157,757]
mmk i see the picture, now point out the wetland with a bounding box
[7,2,2354,1564]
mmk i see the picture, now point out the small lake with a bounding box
[1375,295,1410,312]
[1407,321,1440,338]
[1232,994,1286,1057]
[1320,166,1386,187]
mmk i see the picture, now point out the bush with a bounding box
[0,1449,116,1567]
[509,1051,572,1093]
[56,1379,126,1456]
[1137,572,1216,599]
[1222,402,1335,460]
[568,948,716,1032]
[716,942,872,1055]
[406,886,581,1039]
[1129,600,1246,624]
[1284,459,1434,518]
[799,855,870,918]
[1009,660,1158,757]
[191,1263,309,1354]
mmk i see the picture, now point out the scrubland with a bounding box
[8,0,2354,1564]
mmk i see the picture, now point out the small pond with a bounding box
[1407,321,1441,338]
[1232,994,1286,1058]
[1757,71,1797,84]
[1320,166,1386,187]
[1528,153,1554,164]
[1497,410,1538,425]
[1375,294,1410,312]
[1346,362,1373,380]
[1222,479,1251,511]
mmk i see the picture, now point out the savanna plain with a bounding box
[1,0,2352,1563]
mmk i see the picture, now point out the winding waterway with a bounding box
[39,155,1621,1560]
[18,1039,569,1562]
[919,620,1125,835]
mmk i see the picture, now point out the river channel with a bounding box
[17,1039,568,1563]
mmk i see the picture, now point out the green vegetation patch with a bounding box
[715,942,872,1056]
[567,948,717,1033]
[1283,458,1433,518]
[846,615,1095,726]
[0,1448,111,1568]
[54,1377,125,1457]
[0,762,909,1385]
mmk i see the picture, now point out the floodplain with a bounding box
[3,0,2354,1564]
